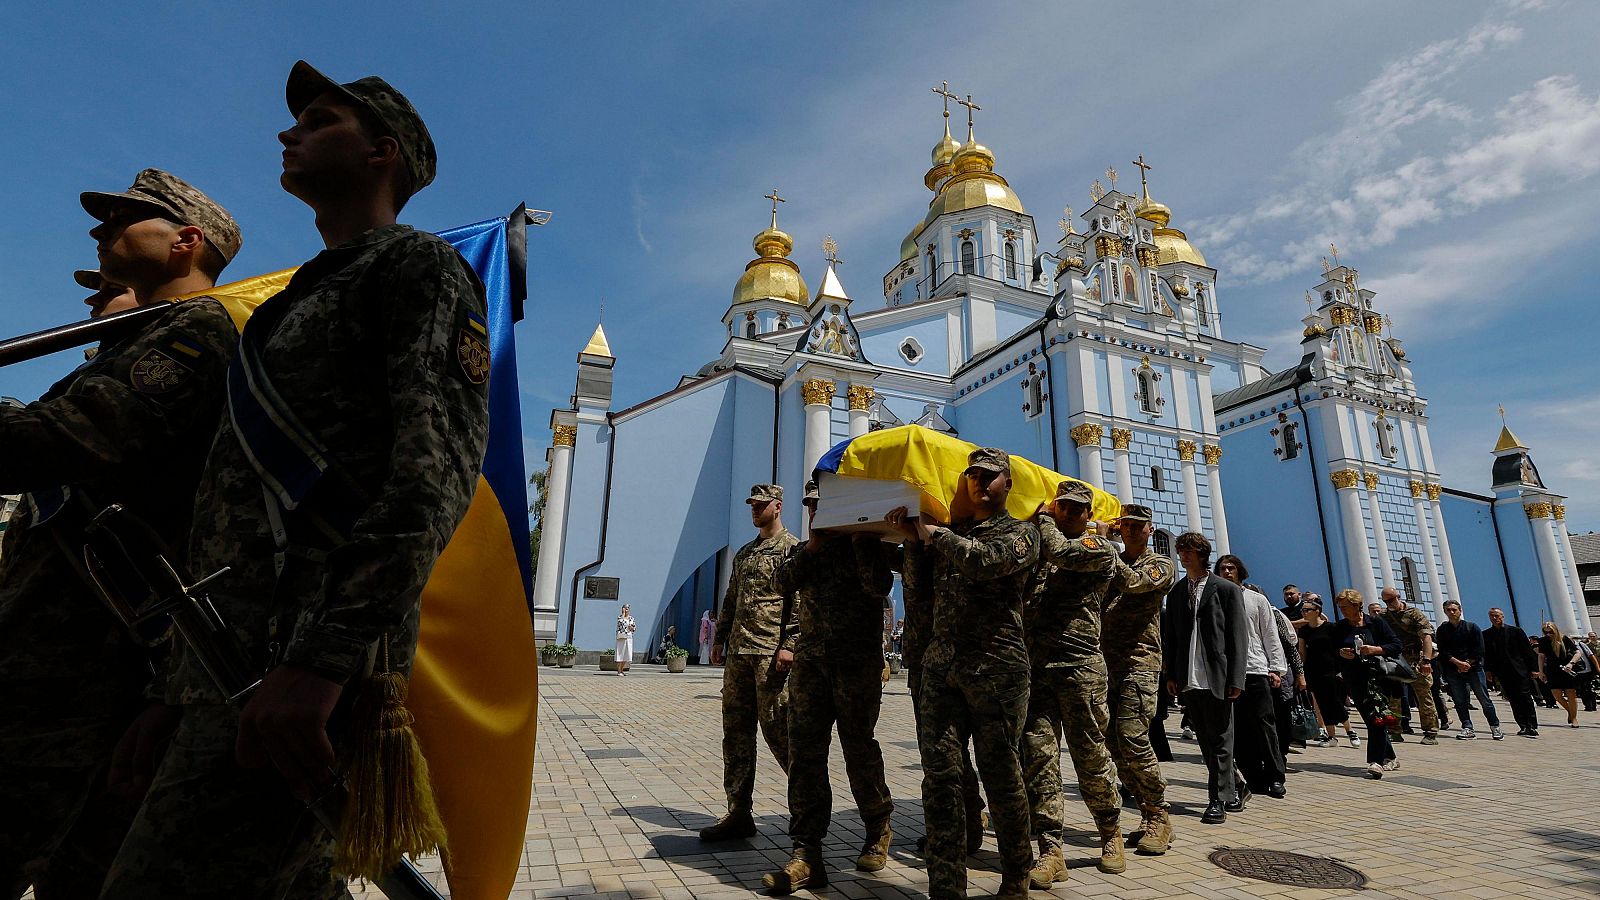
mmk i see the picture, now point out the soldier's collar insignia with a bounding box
[457,310,490,385]
[129,348,193,394]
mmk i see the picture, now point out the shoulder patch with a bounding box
[1082,536,1101,550]
[456,310,490,385]
[1148,565,1165,581]
[1013,534,1033,559]
[129,348,194,394]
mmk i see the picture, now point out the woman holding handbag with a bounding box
[1329,589,1403,778]
[1299,596,1361,749]
[1534,621,1586,727]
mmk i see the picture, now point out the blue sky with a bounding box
[3,1,1597,531]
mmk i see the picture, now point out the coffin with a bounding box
[810,472,922,537]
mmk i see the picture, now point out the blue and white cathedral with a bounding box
[531,96,1589,656]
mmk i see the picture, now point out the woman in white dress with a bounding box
[615,604,636,676]
[698,609,715,665]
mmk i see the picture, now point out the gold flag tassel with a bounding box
[335,635,449,880]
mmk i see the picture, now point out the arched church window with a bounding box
[1005,242,1018,280]
[1019,362,1045,420]
[745,320,757,338]
[1153,529,1173,557]
[1196,285,1210,326]
[1374,414,1397,460]
[961,240,976,275]
[899,337,924,365]
[1400,557,1421,606]
[1151,465,1166,492]
[1271,414,1301,460]
[1131,359,1165,416]
[1323,290,1332,303]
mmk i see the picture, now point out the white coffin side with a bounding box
[811,473,922,536]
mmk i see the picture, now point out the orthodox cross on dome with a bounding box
[1498,403,1507,425]
[764,187,785,230]
[1105,166,1119,190]
[1328,242,1341,267]
[1059,205,1076,235]
[957,93,981,141]
[1090,179,1105,201]
[1132,154,1152,192]
[931,81,958,121]
[822,235,842,267]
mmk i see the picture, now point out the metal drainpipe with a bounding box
[1294,384,1339,597]
[1038,323,1061,472]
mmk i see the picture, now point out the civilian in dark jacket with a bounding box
[1435,600,1503,740]
[1329,590,1402,778]
[1484,607,1540,737]
[1162,533,1247,824]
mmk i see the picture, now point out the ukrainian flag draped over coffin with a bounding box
[173,212,539,900]
[814,424,1121,523]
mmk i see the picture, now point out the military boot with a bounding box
[1134,806,1173,856]
[1028,843,1067,889]
[1097,819,1127,874]
[762,847,826,895]
[699,809,756,842]
[856,818,893,872]
[966,806,989,854]
[996,873,1031,899]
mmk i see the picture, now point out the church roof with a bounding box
[1213,356,1314,413]
[1492,424,1526,453]
[815,262,849,303]
[581,323,613,358]
[1571,532,1600,566]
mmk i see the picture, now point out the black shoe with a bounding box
[1401,724,1416,735]
[1390,732,1406,742]
[1224,787,1249,813]
[1524,729,1539,738]
[1266,783,1287,799]
[1201,802,1227,824]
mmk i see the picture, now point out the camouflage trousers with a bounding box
[1107,668,1168,811]
[917,664,1030,899]
[720,653,790,814]
[1021,665,1118,852]
[907,666,984,823]
[1386,653,1438,734]
[0,756,137,900]
[99,703,351,900]
[787,657,893,849]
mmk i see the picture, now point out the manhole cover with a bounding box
[1209,848,1367,889]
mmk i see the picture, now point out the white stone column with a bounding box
[1426,484,1459,605]
[1333,470,1379,603]
[1553,505,1588,630]
[1365,473,1395,589]
[1111,428,1133,500]
[1178,440,1203,535]
[531,424,576,641]
[1203,444,1230,556]
[847,385,874,439]
[1528,502,1580,635]
[1410,480,1445,615]
[802,378,836,475]
[1071,423,1104,486]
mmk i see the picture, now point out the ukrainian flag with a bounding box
[175,210,539,900]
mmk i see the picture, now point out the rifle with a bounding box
[0,303,172,368]
[80,503,446,900]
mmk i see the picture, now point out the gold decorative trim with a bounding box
[1363,472,1379,491]
[1364,314,1384,335]
[1330,470,1360,490]
[846,384,876,411]
[1409,480,1425,499]
[1330,307,1357,326]
[1525,501,1552,520]
[1095,235,1126,259]
[1202,444,1222,466]
[1425,483,1442,501]
[1554,504,1566,520]
[1136,247,1159,268]
[1176,440,1197,462]
[551,424,577,447]
[801,378,836,406]
[1110,428,1133,450]
[1070,423,1105,448]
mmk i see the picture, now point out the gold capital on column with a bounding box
[1553,504,1566,520]
[847,384,876,411]
[1330,470,1360,490]
[552,424,577,447]
[1363,472,1379,491]
[801,378,836,406]
[1111,428,1133,450]
[1364,314,1384,334]
[1408,480,1425,498]
[1425,483,1442,501]
[1525,502,1552,520]
[1202,444,1222,466]
[1070,423,1104,448]
[1176,440,1197,462]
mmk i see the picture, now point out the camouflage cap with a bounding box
[73,269,104,290]
[80,169,243,263]
[746,484,783,504]
[1117,503,1154,523]
[964,447,1010,474]
[1054,480,1095,505]
[286,60,437,193]
[802,480,820,504]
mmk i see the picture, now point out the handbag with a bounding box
[1290,695,1322,742]
[1368,653,1418,684]
[1571,641,1595,675]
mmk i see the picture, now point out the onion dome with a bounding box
[1134,182,1172,227]
[732,224,809,307]
[1152,226,1207,266]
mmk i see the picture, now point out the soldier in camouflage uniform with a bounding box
[887,447,1039,900]
[1020,481,1121,888]
[700,483,799,842]
[1380,587,1440,744]
[0,172,241,900]
[762,481,896,894]
[100,62,491,899]
[1101,505,1177,856]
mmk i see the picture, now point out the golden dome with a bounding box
[901,219,924,261]
[1134,192,1172,227]
[732,226,809,307]
[1152,226,1208,267]
[950,139,995,175]
[932,124,960,167]
[1303,322,1327,340]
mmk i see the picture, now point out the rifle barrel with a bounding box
[0,303,171,368]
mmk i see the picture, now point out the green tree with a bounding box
[528,467,548,581]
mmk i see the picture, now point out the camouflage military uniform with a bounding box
[1102,547,1177,812]
[776,533,896,850]
[713,527,800,816]
[0,297,237,898]
[912,508,1039,899]
[1381,603,1438,736]
[1020,516,1119,850]
[101,207,490,896]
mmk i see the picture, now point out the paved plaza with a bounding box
[399,663,1599,900]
